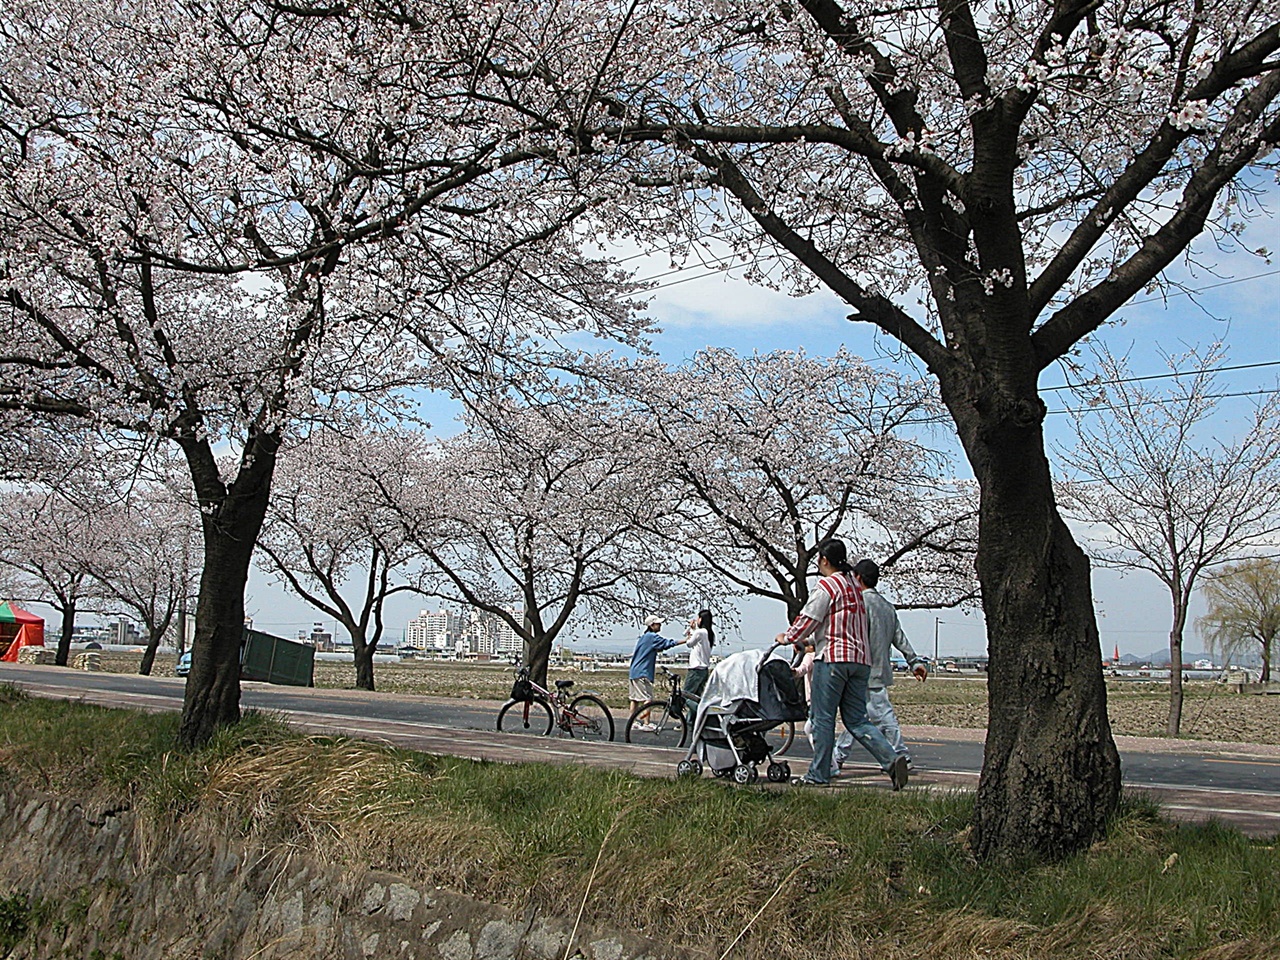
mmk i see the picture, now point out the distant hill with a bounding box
[1118,648,1224,667]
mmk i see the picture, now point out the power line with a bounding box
[891,386,1280,428]
[1041,361,1280,394]
[1045,387,1280,417]
[626,247,1280,309]
[1125,268,1280,306]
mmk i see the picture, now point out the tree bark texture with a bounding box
[54,598,75,667]
[948,385,1122,862]
[352,635,376,692]
[1167,629,1185,736]
[177,430,279,750]
[524,635,551,690]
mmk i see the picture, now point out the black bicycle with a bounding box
[496,663,615,742]
[625,666,693,747]
[625,666,797,754]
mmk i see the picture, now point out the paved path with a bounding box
[5,663,1279,837]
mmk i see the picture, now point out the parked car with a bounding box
[175,651,191,677]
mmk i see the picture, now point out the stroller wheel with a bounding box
[676,758,703,779]
[766,762,791,783]
[732,764,753,785]
[748,765,759,784]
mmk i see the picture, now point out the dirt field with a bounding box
[99,652,1280,745]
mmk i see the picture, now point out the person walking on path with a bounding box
[834,559,928,771]
[776,539,908,790]
[682,609,714,724]
[629,616,682,728]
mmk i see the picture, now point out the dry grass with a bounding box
[1,687,1277,960]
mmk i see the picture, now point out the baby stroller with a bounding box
[676,643,808,784]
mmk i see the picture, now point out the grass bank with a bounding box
[0,685,1276,959]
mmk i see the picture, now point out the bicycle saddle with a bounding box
[555,679,574,689]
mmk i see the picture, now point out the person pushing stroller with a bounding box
[776,538,908,790]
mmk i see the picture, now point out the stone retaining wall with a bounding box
[0,784,691,960]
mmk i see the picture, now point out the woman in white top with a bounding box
[682,609,714,722]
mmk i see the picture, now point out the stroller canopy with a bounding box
[0,601,45,662]
[695,646,807,726]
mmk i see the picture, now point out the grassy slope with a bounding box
[0,684,1276,960]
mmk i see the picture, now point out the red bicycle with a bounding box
[495,663,615,742]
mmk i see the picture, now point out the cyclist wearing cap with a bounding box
[629,616,682,726]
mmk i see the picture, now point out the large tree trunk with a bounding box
[177,429,279,750]
[178,522,259,748]
[139,629,159,676]
[54,597,75,666]
[352,632,376,691]
[954,398,1122,862]
[524,634,551,689]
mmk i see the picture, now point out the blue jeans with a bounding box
[806,660,897,783]
[834,686,909,768]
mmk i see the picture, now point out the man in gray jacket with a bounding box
[833,559,928,771]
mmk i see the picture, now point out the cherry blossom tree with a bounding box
[82,482,202,676]
[382,390,712,687]
[0,1,646,746]
[257,427,426,691]
[1197,559,1280,682]
[607,348,978,626]
[1059,345,1280,734]
[0,488,106,664]
[444,0,1280,860]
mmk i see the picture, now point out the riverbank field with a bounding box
[115,653,1280,745]
[0,684,1275,960]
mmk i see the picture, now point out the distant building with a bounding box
[300,623,334,651]
[71,624,114,646]
[455,609,524,660]
[109,619,142,645]
[406,609,460,652]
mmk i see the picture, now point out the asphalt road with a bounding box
[5,662,1280,837]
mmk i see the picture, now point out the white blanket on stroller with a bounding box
[693,645,792,730]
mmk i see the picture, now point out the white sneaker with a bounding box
[634,722,656,732]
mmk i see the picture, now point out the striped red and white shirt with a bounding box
[782,572,870,664]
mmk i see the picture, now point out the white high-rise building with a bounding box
[405,609,458,652]
[456,606,524,657]
[493,613,522,655]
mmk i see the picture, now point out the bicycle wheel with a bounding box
[768,720,796,756]
[624,700,687,748]
[496,697,554,736]
[565,694,614,742]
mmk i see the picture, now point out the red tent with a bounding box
[0,601,45,662]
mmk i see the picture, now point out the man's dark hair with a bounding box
[853,558,880,588]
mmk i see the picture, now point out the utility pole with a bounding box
[934,617,944,664]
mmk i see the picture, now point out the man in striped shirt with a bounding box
[777,538,908,789]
